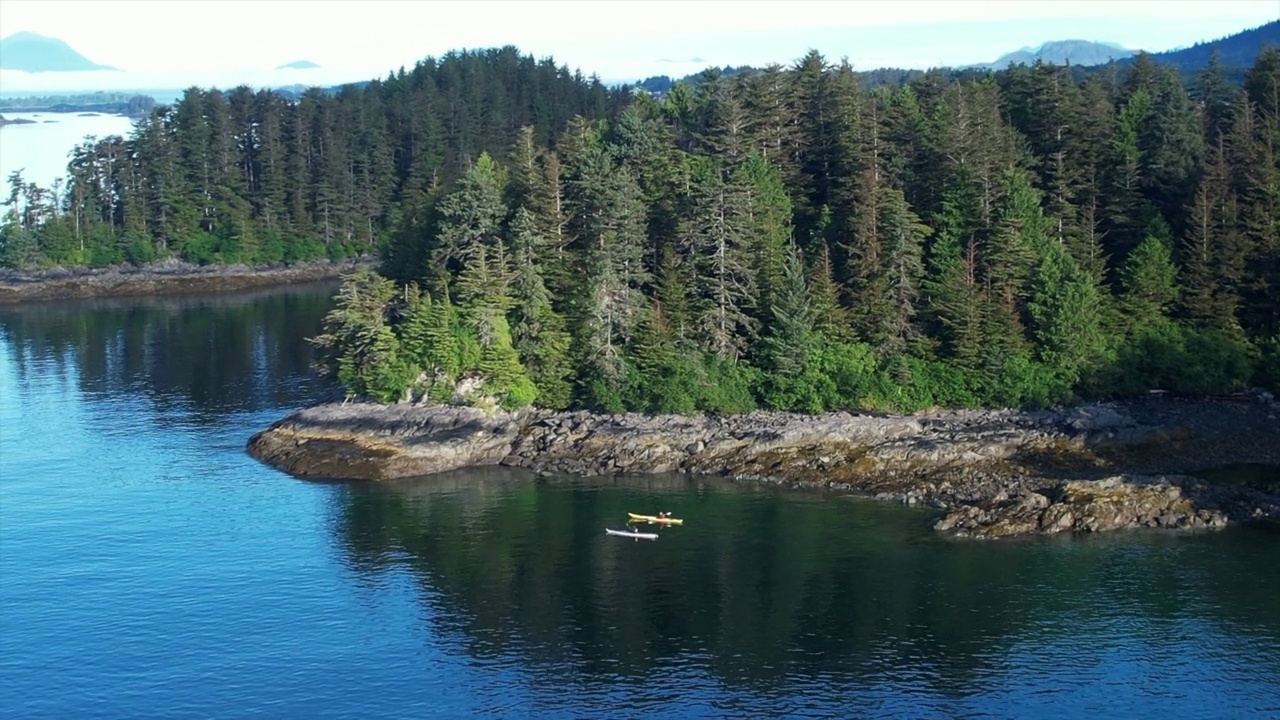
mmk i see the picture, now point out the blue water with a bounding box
[1,286,1278,719]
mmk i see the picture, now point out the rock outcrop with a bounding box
[247,393,1280,538]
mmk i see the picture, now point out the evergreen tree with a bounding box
[764,240,819,375]
[310,268,415,403]
[983,168,1050,316]
[736,153,794,326]
[877,186,931,354]
[508,208,573,408]
[432,151,508,295]
[1120,217,1180,327]
[1030,241,1106,376]
[567,147,650,401]
[923,168,987,366]
[677,155,757,360]
[1180,136,1246,330]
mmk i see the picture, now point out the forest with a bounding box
[1,45,1278,413]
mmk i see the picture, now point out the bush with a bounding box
[181,231,220,266]
[256,232,286,264]
[121,233,156,266]
[979,352,1072,409]
[701,358,758,414]
[1088,321,1259,396]
[283,236,326,263]
[1255,336,1280,393]
[881,355,984,411]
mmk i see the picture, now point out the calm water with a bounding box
[2,285,1279,719]
[0,112,136,200]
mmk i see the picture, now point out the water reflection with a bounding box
[0,282,341,424]
[2,285,1279,717]
[331,470,1280,702]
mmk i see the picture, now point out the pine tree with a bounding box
[878,186,931,354]
[1197,50,1232,141]
[1120,217,1180,326]
[1030,241,1105,376]
[809,239,850,340]
[1141,67,1206,227]
[983,168,1050,316]
[736,153,794,327]
[432,151,508,295]
[1180,136,1246,330]
[763,241,819,375]
[508,208,573,408]
[567,147,650,396]
[923,168,986,366]
[677,155,757,360]
[791,50,833,237]
[1236,52,1280,337]
[310,268,414,403]
[743,63,801,185]
[1103,87,1153,272]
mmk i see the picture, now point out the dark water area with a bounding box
[2,284,1278,719]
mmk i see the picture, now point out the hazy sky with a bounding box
[0,0,1277,92]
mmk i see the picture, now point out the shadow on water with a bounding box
[0,281,341,424]
[329,468,1280,696]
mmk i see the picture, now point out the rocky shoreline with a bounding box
[0,257,370,304]
[246,393,1280,539]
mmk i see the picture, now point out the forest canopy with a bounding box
[3,46,1278,412]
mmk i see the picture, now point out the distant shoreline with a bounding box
[0,105,144,118]
[0,258,371,304]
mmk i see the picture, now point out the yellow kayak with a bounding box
[628,512,684,526]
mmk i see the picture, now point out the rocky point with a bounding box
[247,393,1280,539]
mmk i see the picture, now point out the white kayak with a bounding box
[605,528,658,541]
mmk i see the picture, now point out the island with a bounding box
[0,36,1270,541]
[0,92,157,118]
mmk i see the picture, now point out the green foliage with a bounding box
[12,44,1277,413]
[1087,320,1259,396]
[400,289,465,402]
[1029,241,1107,376]
[1254,336,1280,393]
[472,309,537,410]
[980,352,1073,409]
[311,268,415,403]
[1121,217,1180,325]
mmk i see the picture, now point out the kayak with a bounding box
[628,512,683,526]
[606,528,658,541]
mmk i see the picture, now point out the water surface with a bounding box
[0,112,136,200]
[1,285,1278,719]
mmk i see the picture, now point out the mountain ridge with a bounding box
[972,39,1139,70]
[629,20,1279,93]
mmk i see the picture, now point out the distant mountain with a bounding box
[1134,20,1279,71]
[0,31,118,73]
[975,40,1138,70]
[277,60,320,70]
